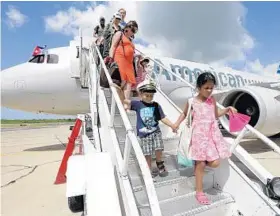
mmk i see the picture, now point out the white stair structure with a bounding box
[65,38,280,216]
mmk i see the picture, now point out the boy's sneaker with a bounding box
[156,161,168,177]
[151,168,159,178]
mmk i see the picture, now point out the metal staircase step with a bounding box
[133,169,214,194]
[114,125,137,139]
[138,188,234,216]
[103,89,138,100]
[114,113,137,126]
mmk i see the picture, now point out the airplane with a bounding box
[1,37,280,137]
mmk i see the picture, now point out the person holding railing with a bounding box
[174,72,237,205]
[124,80,177,178]
[109,20,138,110]
[102,12,122,59]
[94,17,106,43]
[93,17,106,65]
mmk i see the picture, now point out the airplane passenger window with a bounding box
[47,54,59,64]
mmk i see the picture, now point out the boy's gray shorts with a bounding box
[139,130,164,156]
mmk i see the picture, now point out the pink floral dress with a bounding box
[190,97,232,161]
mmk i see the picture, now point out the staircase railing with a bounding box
[89,45,162,216]
[135,48,280,184]
[86,53,101,152]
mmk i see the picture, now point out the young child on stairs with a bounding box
[124,79,177,178]
[174,72,237,205]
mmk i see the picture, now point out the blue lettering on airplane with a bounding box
[153,59,249,88]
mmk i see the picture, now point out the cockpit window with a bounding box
[28,54,59,64]
[29,55,45,63]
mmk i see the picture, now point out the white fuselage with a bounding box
[1,42,279,116]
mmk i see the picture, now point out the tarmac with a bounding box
[1,124,280,216]
[1,124,81,216]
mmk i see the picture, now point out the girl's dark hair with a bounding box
[124,20,138,29]
[196,72,216,88]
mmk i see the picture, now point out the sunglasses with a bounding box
[130,27,138,34]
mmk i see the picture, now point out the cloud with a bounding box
[244,59,280,77]
[44,3,111,37]
[44,2,254,63]
[44,2,279,76]
[5,5,28,28]
[135,43,164,58]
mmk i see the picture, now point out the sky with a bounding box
[1,1,280,119]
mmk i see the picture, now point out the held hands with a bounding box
[171,123,179,133]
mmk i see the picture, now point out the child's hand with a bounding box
[227,106,237,114]
[171,124,178,133]
[174,122,180,129]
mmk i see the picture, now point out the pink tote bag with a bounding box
[229,111,251,132]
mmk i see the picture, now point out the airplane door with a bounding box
[69,40,80,78]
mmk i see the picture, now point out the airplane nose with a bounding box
[1,64,28,109]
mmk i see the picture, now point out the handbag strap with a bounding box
[113,32,121,59]
[177,97,194,151]
[185,98,193,126]
[113,32,126,60]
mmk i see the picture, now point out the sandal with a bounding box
[196,192,211,205]
[151,168,159,178]
[156,161,168,177]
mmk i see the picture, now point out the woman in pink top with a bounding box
[174,72,237,205]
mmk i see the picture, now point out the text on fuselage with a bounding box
[153,59,261,88]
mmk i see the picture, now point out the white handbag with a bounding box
[177,98,194,167]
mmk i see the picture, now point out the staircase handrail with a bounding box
[90,45,162,216]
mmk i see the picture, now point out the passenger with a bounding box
[132,56,150,91]
[94,17,106,39]
[118,8,127,29]
[102,12,122,59]
[109,20,138,109]
[124,80,177,178]
[93,17,106,60]
[137,57,150,84]
[174,72,237,205]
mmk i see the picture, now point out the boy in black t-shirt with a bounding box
[124,80,177,177]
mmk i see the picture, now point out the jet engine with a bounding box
[218,86,280,137]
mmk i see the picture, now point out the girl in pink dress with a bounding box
[174,72,237,205]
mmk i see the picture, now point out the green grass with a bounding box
[1,119,75,124]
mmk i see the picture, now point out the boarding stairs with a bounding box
[59,39,280,216]
[104,88,236,216]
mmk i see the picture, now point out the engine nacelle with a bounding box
[219,86,280,137]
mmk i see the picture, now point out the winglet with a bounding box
[277,64,280,75]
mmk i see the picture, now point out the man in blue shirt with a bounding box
[118,8,127,29]
[124,80,177,177]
